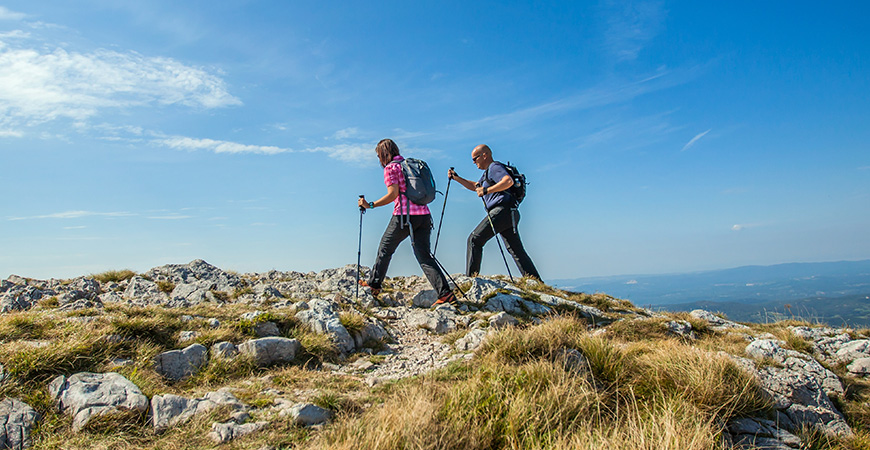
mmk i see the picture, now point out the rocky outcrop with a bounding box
[151,389,247,432]
[238,337,300,366]
[0,398,40,450]
[49,372,149,432]
[295,299,354,354]
[153,344,209,381]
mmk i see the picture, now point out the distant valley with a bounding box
[551,260,870,327]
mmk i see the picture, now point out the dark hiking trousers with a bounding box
[467,206,541,279]
[368,214,451,297]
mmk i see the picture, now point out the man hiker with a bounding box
[358,138,458,306]
[448,144,542,280]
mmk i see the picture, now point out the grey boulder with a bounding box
[238,337,300,366]
[151,389,247,432]
[48,372,148,432]
[153,344,209,381]
[0,398,40,450]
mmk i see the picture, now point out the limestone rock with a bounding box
[484,293,551,316]
[144,259,242,293]
[211,341,239,359]
[455,329,488,352]
[729,417,802,449]
[0,285,45,313]
[153,344,209,381]
[746,339,843,397]
[848,357,870,376]
[208,420,268,444]
[690,310,749,330]
[535,293,612,326]
[666,320,697,339]
[489,311,519,329]
[406,308,457,334]
[284,403,331,427]
[835,339,870,363]
[411,290,438,308]
[48,372,148,432]
[0,398,40,450]
[295,299,354,354]
[464,278,521,303]
[151,389,246,432]
[238,337,300,366]
[123,277,167,305]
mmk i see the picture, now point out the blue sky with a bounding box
[1,1,868,281]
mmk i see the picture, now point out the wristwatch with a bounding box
[369,201,375,209]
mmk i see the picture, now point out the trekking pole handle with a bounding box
[359,194,366,213]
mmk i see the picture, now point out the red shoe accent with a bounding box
[432,292,457,306]
[358,280,380,298]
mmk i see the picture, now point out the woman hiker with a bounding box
[357,138,457,306]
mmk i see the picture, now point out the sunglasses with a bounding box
[472,154,483,162]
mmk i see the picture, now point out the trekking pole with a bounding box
[356,195,365,302]
[480,197,515,283]
[432,167,453,256]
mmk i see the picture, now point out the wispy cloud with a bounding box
[0,129,23,137]
[147,215,194,220]
[332,127,359,140]
[601,0,666,61]
[859,166,870,171]
[450,68,692,133]
[154,134,377,164]
[0,36,241,131]
[681,129,711,151]
[0,6,26,21]
[731,222,763,232]
[305,143,373,164]
[8,211,135,220]
[156,136,289,155]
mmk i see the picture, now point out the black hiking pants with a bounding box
[368,214,451,297]
[467,206,541,280]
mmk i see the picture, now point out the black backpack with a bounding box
[501,161,527,205]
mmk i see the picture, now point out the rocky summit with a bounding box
[0,259,869,449]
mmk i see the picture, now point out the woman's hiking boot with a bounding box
[357,280,380,299]
[432,292,457,307]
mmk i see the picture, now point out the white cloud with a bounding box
[731,222,763,232]
[147,215,193,220]
[0,129,24,137]
[156,134,377,164]
[681,129,711,151]
[306,143,373,164]
[156,136,290,155]
[9,210,135,220]
[859,166,870,171]
[332,127,359,140]
[0,7,26,21]
[0,40,241,128]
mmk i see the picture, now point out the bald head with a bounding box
[471,144,493,169]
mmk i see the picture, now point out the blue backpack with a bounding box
[398,158,437,205]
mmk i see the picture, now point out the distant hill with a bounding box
[658,293,870,328]
[551,259,870,308]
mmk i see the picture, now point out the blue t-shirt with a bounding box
[479,161,516,210]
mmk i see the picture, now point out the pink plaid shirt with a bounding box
[385,156,430,216]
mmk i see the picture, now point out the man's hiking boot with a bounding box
[432,292,457,307]
[358,280,380,298]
